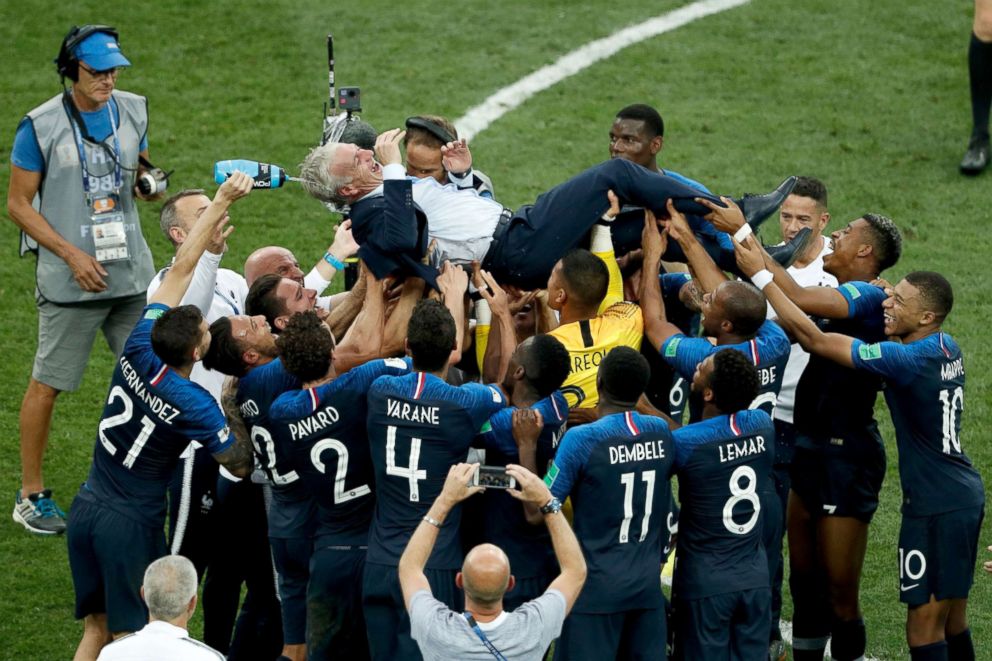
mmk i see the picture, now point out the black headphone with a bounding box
[55,24,119,82]
[405,116,457,145]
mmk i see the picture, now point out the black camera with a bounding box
[338,87,361,112]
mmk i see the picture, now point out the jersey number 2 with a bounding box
[311,438,371,504]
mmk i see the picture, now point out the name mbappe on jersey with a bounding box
[850,332,984,516]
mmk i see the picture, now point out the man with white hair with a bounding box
[97,555,223,660]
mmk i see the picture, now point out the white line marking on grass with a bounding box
[455,0,750,141]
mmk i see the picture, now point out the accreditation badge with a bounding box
[89,193,129,263]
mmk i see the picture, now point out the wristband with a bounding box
[422,515,443,529]
[733,223,753,243]
[750,269,774,291]
[323,252,346,270]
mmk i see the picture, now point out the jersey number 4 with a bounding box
[98,385,156,469]
[386,425,427,502]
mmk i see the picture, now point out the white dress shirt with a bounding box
[97,620,224,660]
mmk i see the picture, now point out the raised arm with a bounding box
[333,264,387,373]
[437,262,469,366]
[479,270,516,384]
[640,208,684,353]
[664,200,727,295]
[735,236,854,367]
[151,172,252,308]
[506,464,587,615]
[382,276,425,356]
[400,463,484,609]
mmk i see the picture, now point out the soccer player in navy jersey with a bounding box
[364,297,507,660]
[670,348,775,660]
[703,199,904,661]
[545,346,675,661]
[743,257,985,661]
[471,334,571,610]
[640,203,792,421]
[66,172,254,660]
[268,305,410,660]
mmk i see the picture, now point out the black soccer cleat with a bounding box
[735,176,798,231]
[765,227,814,270]
[959,136,990,175]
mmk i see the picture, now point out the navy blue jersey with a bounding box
[236,358,313,539]
[86,304,231,527]
[475,392,569,579]
[850,332,984,516]
[661,319,791,420]
[547,411,675,613]
[366,372,506,568]
[673,409,775,599]
[270,358,412,545]
[794,281,887,440]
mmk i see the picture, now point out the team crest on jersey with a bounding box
[479,420,493,434]
[840,283,861,300]
[858,343,882,361]
[217,426,230,444]
[664,336,682,358]
[544,462,559,488]
[143,308,165,320]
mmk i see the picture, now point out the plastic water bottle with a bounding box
[214,159,291,189]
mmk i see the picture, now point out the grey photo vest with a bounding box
[25,90,155,303]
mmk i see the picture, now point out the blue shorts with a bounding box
[898,505,984,607]
[270,535,313,644]
[554,608,666,661]
[67,492,167,633]
[674,588,771,661]
[308,543,369,659]
[790,427,886,522]
[362,562,460,661]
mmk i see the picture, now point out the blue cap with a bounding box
[75,31,131,70]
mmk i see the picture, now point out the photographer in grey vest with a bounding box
[7,25,163,535]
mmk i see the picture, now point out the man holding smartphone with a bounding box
[399,462,586,661]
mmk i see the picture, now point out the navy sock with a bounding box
[947,629,974,661]
[831,618,866,661]
[969,33,992,141]
[911,641,949,661]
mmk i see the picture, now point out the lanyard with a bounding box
[68,96,123,195]
[462,613,508,661]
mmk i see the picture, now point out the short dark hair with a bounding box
[791,176,828,209]
[245,274,287,329]
[616,104,664,138]
[518,335,571,398]
[560,249,609,308]
[904,271,954,321]
[159,189,205,245]
[407,299,456,372]
[599,346,649,404]
[861,213,902,272]
[277,310,333,383]
[708,349,759,414]
[151,305,204,367]
[202,316,248,377]
[720,281,767,337]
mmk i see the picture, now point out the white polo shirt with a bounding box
[97,620,224,660]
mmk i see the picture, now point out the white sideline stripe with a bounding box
[779,619,883,661]
[455,0,750,141]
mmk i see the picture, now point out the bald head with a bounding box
[244,246,304,286]
[461,544,511,608]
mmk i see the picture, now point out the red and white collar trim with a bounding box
[624,411,640,436]
[413,372,427,400]
[729,413,742,437]
[150,365,168,386]
[308,387,320,412]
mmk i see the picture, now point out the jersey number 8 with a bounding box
[723,465,760,535]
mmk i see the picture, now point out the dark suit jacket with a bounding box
[347,178,439,289]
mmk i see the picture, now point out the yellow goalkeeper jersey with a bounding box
[549,301,644,408]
